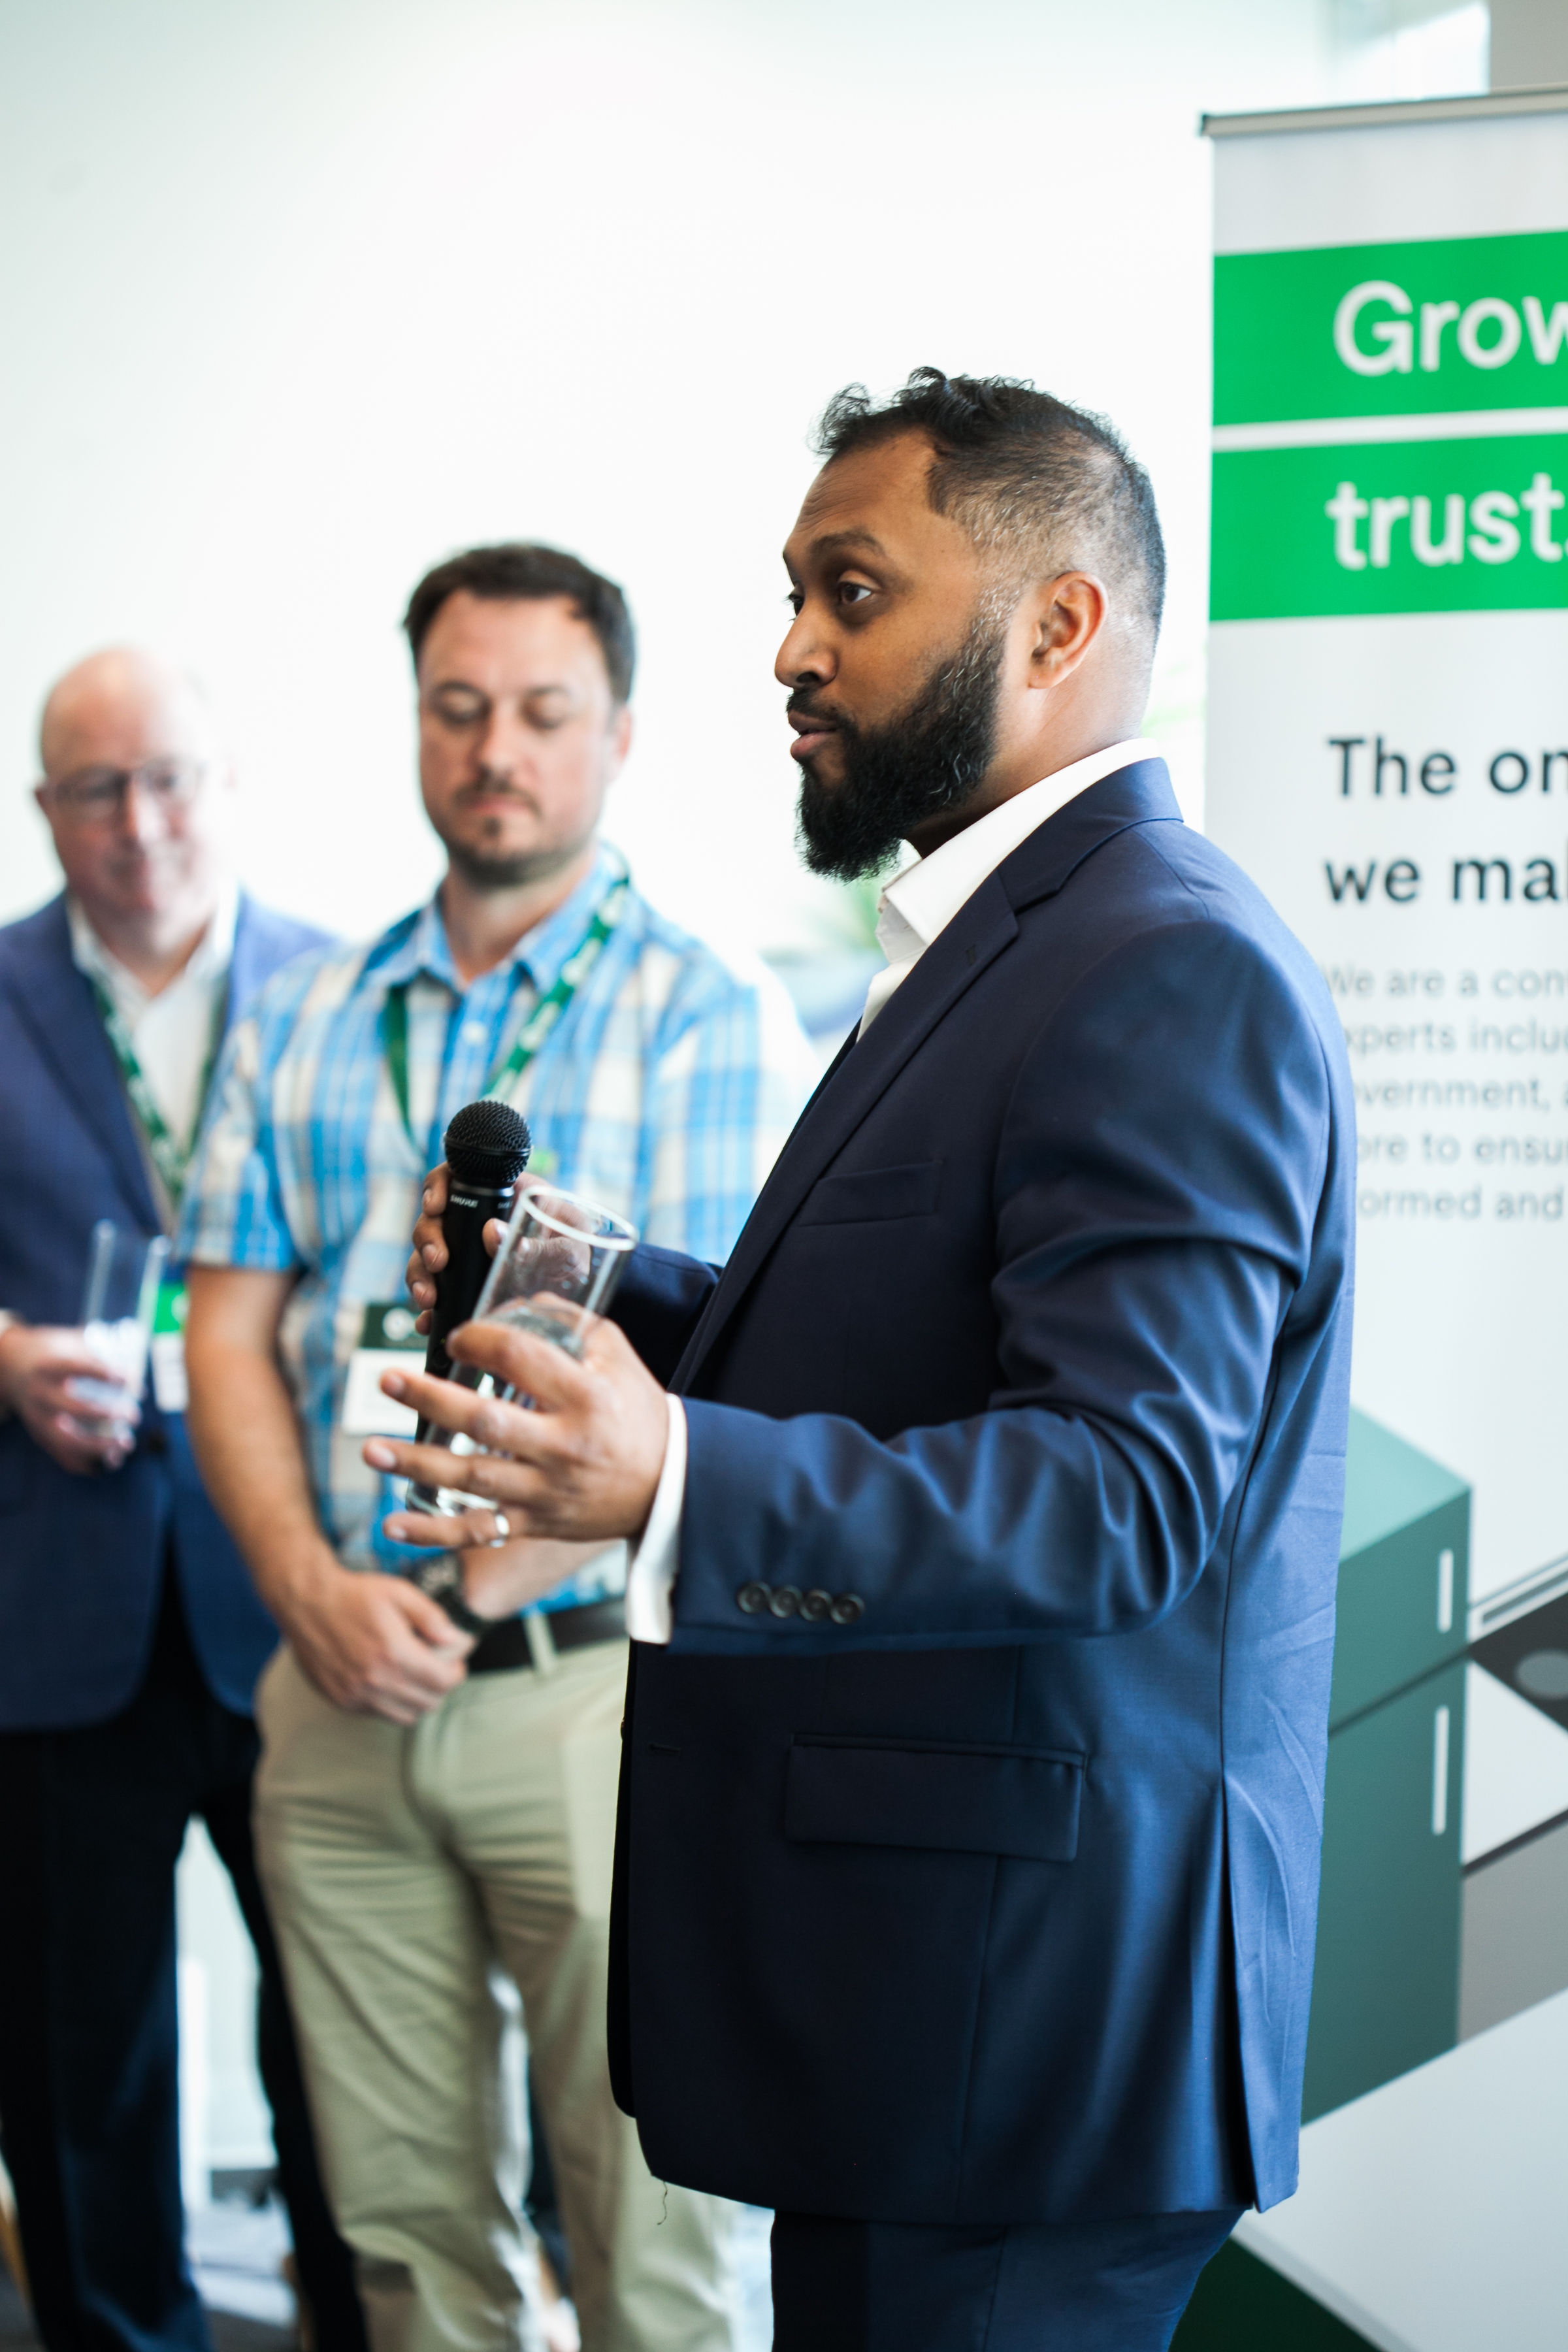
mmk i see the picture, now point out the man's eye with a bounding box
[525,696,574,730]
[840,582,874,607]
[429,691,487,727]
[785,591,804,615]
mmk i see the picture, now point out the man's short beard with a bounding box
[794,608,1007,883]
[443,841,574,892]
[433,806,591,896]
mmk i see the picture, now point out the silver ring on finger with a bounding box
[487,1511,512,1549]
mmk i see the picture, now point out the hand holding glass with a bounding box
[408,1181,638,1516]
[75,1220,167,1439]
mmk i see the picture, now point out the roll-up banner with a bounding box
[1177,89,1568,2352]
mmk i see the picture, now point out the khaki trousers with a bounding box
[253,1639,740,2352]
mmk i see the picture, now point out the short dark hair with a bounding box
[402,542,636,703]
[813,368,1165,644]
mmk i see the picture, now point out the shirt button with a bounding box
[830,1593,866,1625]
[737,1582,771,1615]
[462,1021,489,1044]
[800,1590,833,1622]
[769,1585,803,1618]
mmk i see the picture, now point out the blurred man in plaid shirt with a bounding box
[180,544,817,2352]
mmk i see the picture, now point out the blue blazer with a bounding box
[0,892,329,1729]
[608,761,1355,2226]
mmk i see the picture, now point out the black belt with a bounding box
[468,1597,627,1676]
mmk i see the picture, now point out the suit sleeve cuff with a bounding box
[624,1393,685,1644]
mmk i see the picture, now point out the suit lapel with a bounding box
[673,758,1185,1394]
[672,877,1019,1391]
[7,898,161,1230]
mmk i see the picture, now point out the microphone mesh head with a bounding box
[444,1099,532,1185]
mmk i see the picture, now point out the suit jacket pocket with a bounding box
[785,1734,1084,1861]
[795,1160,942,1226]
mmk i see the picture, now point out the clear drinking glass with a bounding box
[408,1181,638,1516]
[473,1179,639,1362]
[76,1219,168,1432]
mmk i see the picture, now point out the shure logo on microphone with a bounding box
[450,1192,482,1210]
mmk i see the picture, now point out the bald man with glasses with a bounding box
[0,650,365,2352]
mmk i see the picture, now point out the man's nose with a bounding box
[118,777,169,845]
[475,709,524,775]
[775,609,836,689]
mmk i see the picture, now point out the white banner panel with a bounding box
[1190,90,1568,2352]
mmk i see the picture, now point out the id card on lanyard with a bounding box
[88,975,225,1416]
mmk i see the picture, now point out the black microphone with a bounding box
[408,1099,531,1511]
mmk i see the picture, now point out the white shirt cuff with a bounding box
[624,1393,685,1644]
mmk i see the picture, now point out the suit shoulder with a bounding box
[1098,823,1341,1043]
[0,895,68,972]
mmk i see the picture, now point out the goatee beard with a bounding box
[440,835,589,894]
[794,611,1005,883]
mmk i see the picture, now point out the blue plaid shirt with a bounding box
[180,846,817,1603]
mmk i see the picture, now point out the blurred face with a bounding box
[35,663,227,928]
[416,592,630,891]
[777,431,1007,877]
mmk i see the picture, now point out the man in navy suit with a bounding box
[378,373,1356,2351]
[0,651,364,2352]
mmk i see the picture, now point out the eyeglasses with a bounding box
[42,758,207,824]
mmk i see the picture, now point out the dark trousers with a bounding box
[0,1573,367,2352]
[771,2204,1243,2352]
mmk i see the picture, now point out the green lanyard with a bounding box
[90,976,224,1218]
[382,871,630,1158]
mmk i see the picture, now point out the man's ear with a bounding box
[1027,573,1108,689]
[608,704,634,772]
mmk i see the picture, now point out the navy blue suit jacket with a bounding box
[0,892,329,1729]
[608,762,1354,2226]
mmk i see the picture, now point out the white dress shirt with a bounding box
[68,879,239,1155]
[623,739,1159,1644]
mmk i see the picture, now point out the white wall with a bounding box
[0,0,1350,962]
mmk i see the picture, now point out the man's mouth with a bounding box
[787,708,841,764]
[458,785,537,815]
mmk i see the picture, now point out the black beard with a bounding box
[794,613,1005,882]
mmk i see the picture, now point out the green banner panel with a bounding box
[1305,1657,1465,2123]
[1211,434,1568,618]
[1215,231,1568,425]
[1331,1409,1469,1731]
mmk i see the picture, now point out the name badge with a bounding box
[151,1279,189,1414]
[341,1303,426,1436]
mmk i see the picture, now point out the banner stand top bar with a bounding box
[1202,84,1568,140]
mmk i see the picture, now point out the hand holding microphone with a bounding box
[406,1101,531,1514]
[416,1100,532,1384]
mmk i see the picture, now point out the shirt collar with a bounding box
[370,843,623,996]
[67,874,240,1013]
[877,738,1158,970]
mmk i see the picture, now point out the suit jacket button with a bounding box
[737,1582,771,1614]
[800,1589,833,1622]
[830,1593,865,1625]
[769,1585,802,1618]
